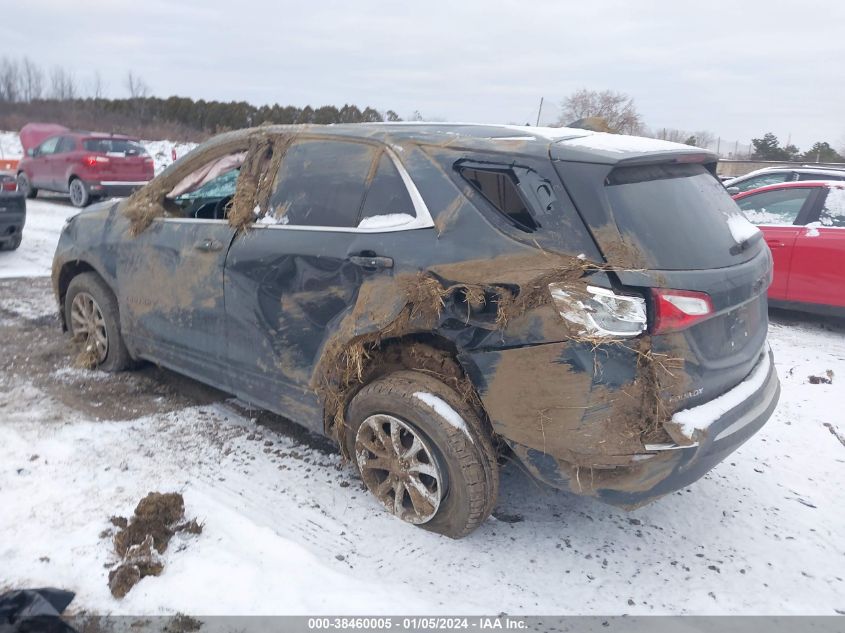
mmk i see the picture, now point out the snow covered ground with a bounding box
[0,199,843,616]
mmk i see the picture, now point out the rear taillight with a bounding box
[651,289,714,334]
[549,283,647,338]
[83,155,110,167]
[0,177,16,192]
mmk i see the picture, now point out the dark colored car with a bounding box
[723,165,845,194]
[734,180,845,316]
[17,124,154,208]
[0,171,26,251]
[51,124,779,537]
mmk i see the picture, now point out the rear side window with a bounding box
[458,165,538,232]
[83,138,147,155]
[268,140,376,227]
[798,172,845,181]
[737,188,814,225]
[605,163,755,270]
[820,187,845,227]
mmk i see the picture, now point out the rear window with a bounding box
[605,163,758,270]
[83,138,147,156]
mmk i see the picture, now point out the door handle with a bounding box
[348,254,393,270]
[765,240,785,248]
[194,238,223,252]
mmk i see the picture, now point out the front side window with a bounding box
[37,136,60,156]
[798,172,845,182]
[267,140,377,227]
[166,152,246,219]
[737,187,814,225]
[733,172,791,193]
[56,136,76,153]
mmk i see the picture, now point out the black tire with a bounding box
[64,272,132,372]
[17,172,37,199]
[0,234,22,251]
[345,370,498,538]
[68,177,90,208]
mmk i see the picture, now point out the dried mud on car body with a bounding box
[115,125,692,500]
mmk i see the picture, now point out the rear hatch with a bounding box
[552,141,770,411]
[83,138,152,182]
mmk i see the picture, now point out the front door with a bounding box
[736,186,819,301]
[788,188,845,309]
[116,153,247,389]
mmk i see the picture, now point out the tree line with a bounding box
[0,56,402,141]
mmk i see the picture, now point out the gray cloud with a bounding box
[3,0,843,149]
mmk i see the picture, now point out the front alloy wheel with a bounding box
[70,291,109,363]
[355,414,443,524]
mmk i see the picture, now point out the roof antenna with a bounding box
[535,97,544,127]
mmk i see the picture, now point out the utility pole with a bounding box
[535,97,544,127]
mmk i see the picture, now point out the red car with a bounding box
[16,123,154,208]
[734,180,845,316]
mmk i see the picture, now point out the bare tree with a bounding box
[49,66,77,100]
[558,88,643,134]
[0,57,21,102]
[125,70,150,98]
[89,70,106,99]
[20,57,44,102]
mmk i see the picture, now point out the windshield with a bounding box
[604,163,760,270]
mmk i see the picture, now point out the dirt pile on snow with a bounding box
[107,492,202,599]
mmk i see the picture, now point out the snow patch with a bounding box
[559,132,695,154]
[357,213,415,229]
[725,214,761,244]
[413,392,473,443]
[672,349,772,441]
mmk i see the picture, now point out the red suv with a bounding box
[734,180,845,316]
[16,124,154,207]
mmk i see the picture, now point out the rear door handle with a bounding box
[348,255,393,270]
[194,238,224,252]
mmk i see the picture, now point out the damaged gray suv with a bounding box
[52,123,780,538]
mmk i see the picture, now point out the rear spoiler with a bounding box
[550,132,718,168]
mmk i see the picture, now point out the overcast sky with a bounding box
[4,0,844,150]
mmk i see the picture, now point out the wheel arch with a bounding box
[56,260,111,330]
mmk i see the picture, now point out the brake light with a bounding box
[83,155,110,167]
[1,180,16,192]
[651,289,714,334]
[549,283,647,338]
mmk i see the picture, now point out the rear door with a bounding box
[223,139,429,432]
[788,187,845,308]
[51,136,78,191]
[735,186,819,300]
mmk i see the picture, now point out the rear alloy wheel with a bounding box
[355,414,444,524]
[69,178,90,208]
[64,272,132,372]
[345,370,499,538]
[17,173,36,199]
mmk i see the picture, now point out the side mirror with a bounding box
[727,186,740,195]
[27,148,35,157]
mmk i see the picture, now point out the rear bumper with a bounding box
[86,181,149,198]
[507,346,779,507]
